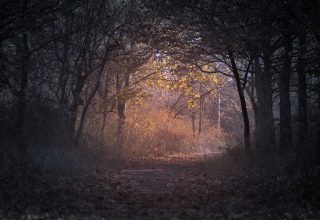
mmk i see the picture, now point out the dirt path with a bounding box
[122,154,208,193]
[2,154,320,219]
[119,155,320,219]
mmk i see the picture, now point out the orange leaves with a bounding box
[143,64,220,111]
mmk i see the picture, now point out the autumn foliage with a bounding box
[101,103,226,157]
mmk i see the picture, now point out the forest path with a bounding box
[117,154,320,219]
[121,154,211,194]
[2,153,319,219]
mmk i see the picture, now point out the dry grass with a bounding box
[100,104,228,158]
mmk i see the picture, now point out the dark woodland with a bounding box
[1,0,320,219]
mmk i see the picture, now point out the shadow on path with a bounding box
[122,154,210,193]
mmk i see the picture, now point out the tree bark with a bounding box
[253,47,275,150]
[16,32,30,154]
[218,92,221,132]
[317,75,320,164]
[297,32,308,145]
[279,35,293,151]
[191,111,196,137]
[100,112,108,145]
[116,72,130,157]
[229,51,251,154]
[16,0,30,155]
[67,77,84,143]
[59,35,70,107]
[198,88,203,135]
[74,57,108,147]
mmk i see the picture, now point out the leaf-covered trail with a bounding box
[122,155,207,194]
[1,154,320,219]
[121,154,320,219]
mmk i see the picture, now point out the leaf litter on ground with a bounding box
[1,155,320,219]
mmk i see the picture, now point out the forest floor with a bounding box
[1,153,320,219]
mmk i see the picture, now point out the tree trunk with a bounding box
[68,78,83,143]
[74,57,108,147]
[317,75,320,164]
[229,52,251,154]
[116,72,130,157]
[16,32,30,154]
[100,112,108,145]
[253,48,275,150]
[297,32,308,145]
[59,36,70,107]
[198,93,204,136]
[117,101,126,157]
[191,111,196,137]
[218,92,221,132]
[279,35,293,151]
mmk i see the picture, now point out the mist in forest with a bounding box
[1,0,320,219]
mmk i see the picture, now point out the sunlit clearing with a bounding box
[80,56,243,159]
